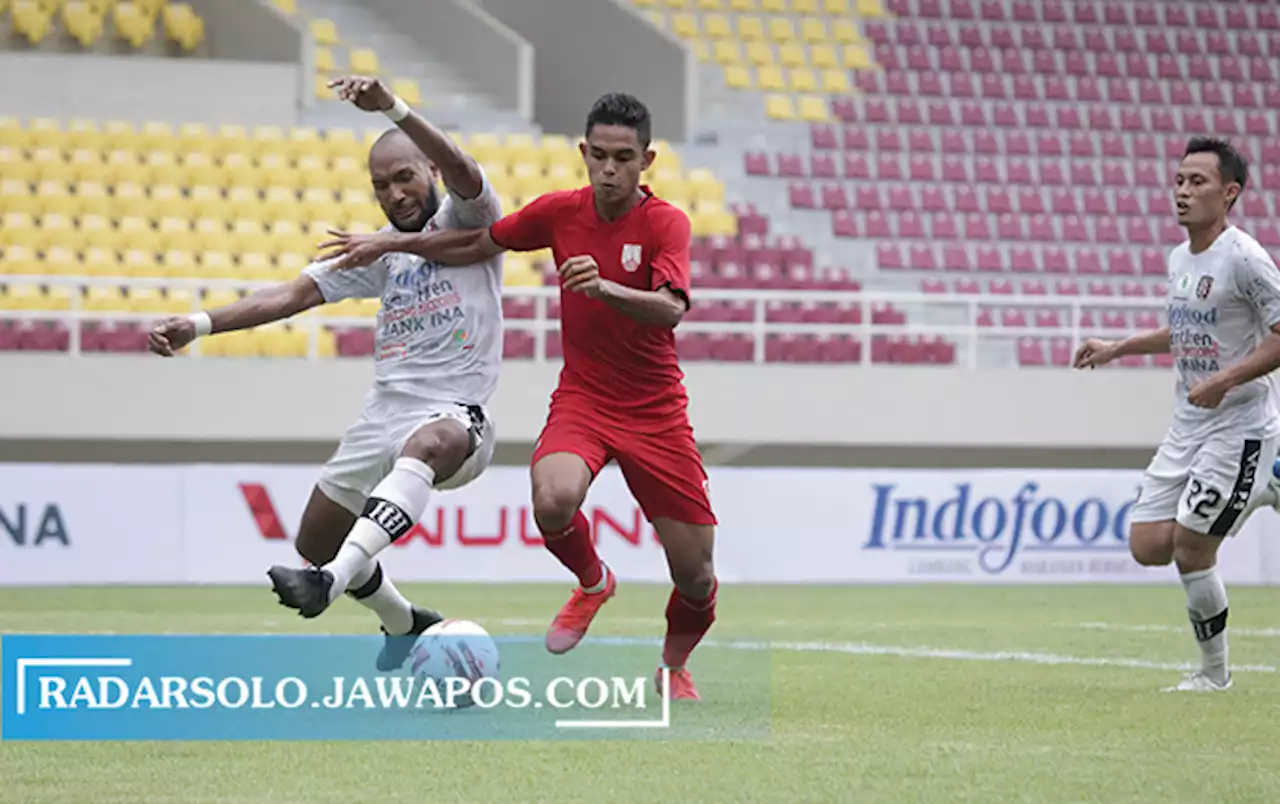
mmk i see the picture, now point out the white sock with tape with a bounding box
[325,457,436,601]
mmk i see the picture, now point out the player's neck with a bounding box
[1188,219,1230,255]
[593,187,645,223]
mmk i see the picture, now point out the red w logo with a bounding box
[239,483,289,540]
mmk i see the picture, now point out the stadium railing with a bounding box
[0,277,1166,367]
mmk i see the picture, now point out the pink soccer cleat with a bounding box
[545,569,616,654]
[655,666,701,701]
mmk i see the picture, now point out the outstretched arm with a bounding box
[148,276,324,356]
[1073,327,1170,369]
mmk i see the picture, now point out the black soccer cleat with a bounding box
[376,605,445,672]
[267,565,334,619]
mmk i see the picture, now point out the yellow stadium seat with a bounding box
[790,67,818,91]
[856,0,886,15]
[163,2,204,50]
[702,14,731,38]
[633,0,658,6]
[821,68,852,93]
[671,13,699,38]
[198,252,237,279]
[792,0,819,11]
[810,44,838,68]
[310,18,338,46]
[641,10,664,28]
[824,0,849,11]
[76,214,112,248]
[270,0,296,13]
[63,2,106,47]
[83,285,130,313]
[391,79,422,106]
[842,44,872,69]
[688,39,711,61]
[738,16,765,40]
[81,247,121,277]
[798,95,830,121]
[745,40,774,65]
[118,249,156,277]
[160,249,196,278]
[113,2,155,47]
[692,208,738,237]
[768,17,796,41]
[713,40,742,65]
[315,47,337,74]
[756,66,786,91]
[1,284,43,311]
[158,287,191,314]
[760,0,788,10]
[778,42,807,67]
[832,19,862,44]
[323,128,360,161]
[0,245,40,277]
[800,17,828,43]
[13,1,55,45]
[664,0,688,7]
[231,219,271,253]
[729,0,756,9]
[349,49,379,74]
[128,286,167,314]
[32,181,72,218]
[765,94,796,120]
[696,0,724,8]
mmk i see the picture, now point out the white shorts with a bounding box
[1131,432,1279,537]
[317,393,496,516]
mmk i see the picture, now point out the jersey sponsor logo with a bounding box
[1167,304,1218,326]
[1175,273,1193,296]
[1196,275,1214,299]
[621,244,642,273]
[863,481,1137,575]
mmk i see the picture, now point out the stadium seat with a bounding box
[113,2,155,48]
[310,18,339,46]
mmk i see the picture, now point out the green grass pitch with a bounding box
[1,583,1279,803]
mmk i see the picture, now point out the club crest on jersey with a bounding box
[621,244,643,273]
[1196,275,1214,299]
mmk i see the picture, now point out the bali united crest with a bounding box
[621,243,642,273]
[1196,275,1214,299]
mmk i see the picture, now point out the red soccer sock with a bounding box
[540,511,604,590]
[662,579,718,668]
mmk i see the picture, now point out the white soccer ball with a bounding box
[407,618,501,709]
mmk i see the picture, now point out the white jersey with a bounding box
[1166,225,1280,440]
[303,172,504,406]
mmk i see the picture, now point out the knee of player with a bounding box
[1172,526,1221,572]
[401,426,470,474]
[532,482,583,528]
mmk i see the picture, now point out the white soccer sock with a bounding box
[346,561,415,635]
[325,457,436,601]
[1181,567,1229,683]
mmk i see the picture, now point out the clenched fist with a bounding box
[1072,338,1120,370]
[328,75,396,114]
[148,317,196,357]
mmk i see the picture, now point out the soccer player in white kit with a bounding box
[1074,137,1280,692]
[147,76,504,670]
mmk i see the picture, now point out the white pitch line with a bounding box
[3,629,1274,674]
[1075,622,1280,638]
[585,636,1278,674]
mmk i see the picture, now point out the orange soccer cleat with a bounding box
[544,568,616,654]
[655,666,701,701]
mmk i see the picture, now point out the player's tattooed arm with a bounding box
[329,75,483,200]
[1189,324,1280,409]
[559,256,686,328]
[147,276,323,356]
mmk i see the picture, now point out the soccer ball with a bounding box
[407,618,500,709]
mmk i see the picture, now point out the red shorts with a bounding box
[531,406,717,526]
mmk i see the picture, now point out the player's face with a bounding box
[1174,152,1239,228]
[581,125,655,205]
[369,153,441,233]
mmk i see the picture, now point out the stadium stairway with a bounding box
[272,0,536,135]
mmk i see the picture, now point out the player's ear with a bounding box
[1224,182,1241,209]
[642,148,656,172]
[578,139,588,161]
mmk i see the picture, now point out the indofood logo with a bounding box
[863,481,1137,574]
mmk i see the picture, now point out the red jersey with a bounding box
[489,185,693,427]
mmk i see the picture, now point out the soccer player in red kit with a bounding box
[320,93,716,700]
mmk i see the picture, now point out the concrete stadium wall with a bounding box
[186,0,302,64]
[361,0,533,122]
[0,52,301,126]
[0,357,1173,470]
[472,0,695,142]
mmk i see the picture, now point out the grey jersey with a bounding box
[1167,225,1280,439]
[303,172,504,406]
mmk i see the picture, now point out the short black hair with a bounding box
[584,92,651,148]
[1184,136,1249,191]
